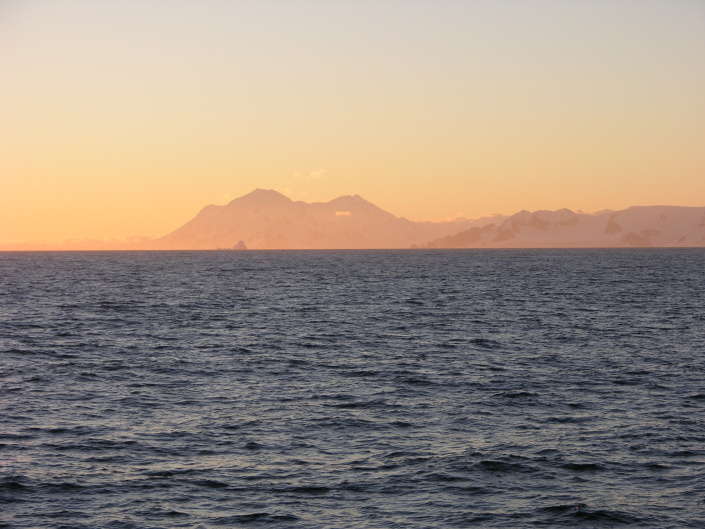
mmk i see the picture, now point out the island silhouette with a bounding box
[3,189,704,250]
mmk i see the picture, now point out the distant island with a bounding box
[217,240,248,251]
[3,189,704,250]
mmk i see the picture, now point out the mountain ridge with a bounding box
[424,205,705,248]
[155,190,705,249]
[153,189,476,250]
[2,190,704,250]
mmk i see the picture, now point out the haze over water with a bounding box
[2,249,704,528]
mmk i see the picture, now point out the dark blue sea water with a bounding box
[1,249,704,528]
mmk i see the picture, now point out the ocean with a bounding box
[1,249,704,528]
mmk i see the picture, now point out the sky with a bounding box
[1,0,704,242]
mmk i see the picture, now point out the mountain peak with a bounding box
[330,194,368,204]
[246,188,289,199]
[229,189,293,206]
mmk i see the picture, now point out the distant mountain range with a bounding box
[3,189,704,250]
[423,206,705,248]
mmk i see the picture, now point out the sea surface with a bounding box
[1,249,704,528]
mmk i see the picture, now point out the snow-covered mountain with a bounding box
[152,189,491,250]
[424,206,705,248]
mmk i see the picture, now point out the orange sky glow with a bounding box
[1,0,704,243]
